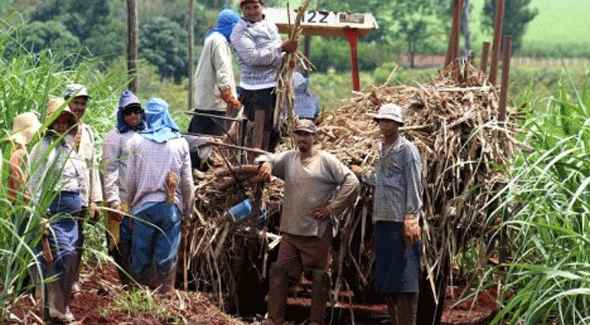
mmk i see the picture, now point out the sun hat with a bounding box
[368,103,404,124]
[9,112,42,145]
[63,83,90,99]
[293,119,318,134]
[46,97,78,133]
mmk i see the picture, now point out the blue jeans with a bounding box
[130,202,181,275]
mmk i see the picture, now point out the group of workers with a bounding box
[2,0,424,324]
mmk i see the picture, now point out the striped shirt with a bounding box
[126,136,195,219]
[369,136,423,223]
[102,129,140,208]
[230,17,283,90]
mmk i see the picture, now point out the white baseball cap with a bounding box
[368,103,404,124]
[63,83,90,99]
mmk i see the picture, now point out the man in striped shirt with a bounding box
[231,0,298,151]
[126,98,195,293]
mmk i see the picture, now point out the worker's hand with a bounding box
[220,87,241,111]
[257,162,272,181]
[107,205,124,223]
[350,165,363,176]
[281,40,298,53]
[312,206,333,220]
[88,202,100,222]
[403,217,421,248]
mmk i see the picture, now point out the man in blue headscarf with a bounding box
[188,9,241,144]
[126,98,195,293]
[102,90,146,284]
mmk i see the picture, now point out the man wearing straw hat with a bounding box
[63,83,104,295]
[231,0,298,151]
[7,112,42,203]
[257,119,359,325]
[354,103,423,325]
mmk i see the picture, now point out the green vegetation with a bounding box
[483,75,590,324]
[111,289,180,323]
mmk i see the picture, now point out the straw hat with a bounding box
[46,97,78,132]
[9,112,42,145]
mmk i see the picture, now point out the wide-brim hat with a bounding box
[368,103,404,125]
[293,119,317,134]
[9,112,42,145]
[46,97,78,133]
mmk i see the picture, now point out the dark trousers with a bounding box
[239,87,280,152]
[188,110,227,136]
[275,231,331,284]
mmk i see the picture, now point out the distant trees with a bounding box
[140,17,188,83]
[482,0,538,51]
[4,21,80,62]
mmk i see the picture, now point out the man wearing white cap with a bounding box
[63,83,104,294]
[257,119,359,325]
[355,103,423,325]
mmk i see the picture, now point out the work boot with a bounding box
[385,293,419,325]
[309,269,330,325]
[265,263,289,325]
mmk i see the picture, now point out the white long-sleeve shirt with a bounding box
[77,123,103,206]
[193,32,237,112]
[101,129,140,208]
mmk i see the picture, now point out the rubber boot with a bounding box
[265,264,289,325]
[385,293,419,325]
[309,269,330,325]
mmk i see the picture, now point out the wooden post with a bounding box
[126,0,139,93]
[445,0,463,67]
[489,0,505,85]
[188,0,195,111]
[303,35,311,77]
[480,41,491,74]
[498,36,512,122]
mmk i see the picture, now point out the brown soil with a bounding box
[441,285,498,325]
[6,264,244,325]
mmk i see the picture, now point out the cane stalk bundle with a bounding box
[183,62,517,308]
[273,0,313,138]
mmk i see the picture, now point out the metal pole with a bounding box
[498,36,512,122]
[188,0,195,112]
[345,29,360,92]
[489,0,505,85]
[126,0,139,93]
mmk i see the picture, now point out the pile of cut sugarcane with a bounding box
[182,62,517,309]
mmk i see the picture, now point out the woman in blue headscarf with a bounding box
[102,90,146,285]
[126,98,194,293]
[189,9,241,164]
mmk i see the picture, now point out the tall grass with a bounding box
[0,29,126,321]
[489,73,590,324]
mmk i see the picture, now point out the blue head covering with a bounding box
[140,98,181,143]
[117,90,146,133]
[207,9,240,42]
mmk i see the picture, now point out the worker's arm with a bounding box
[211,39,241,110]
[256,151,290,181]
[402,146,423,246]
[180,139,196,219]
[231,24,296,67]
[325,153,360,211]
[101,131,122,208]
[125,140,138,210]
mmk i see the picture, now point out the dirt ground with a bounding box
[6,264,497,325]
[6,264,244,325]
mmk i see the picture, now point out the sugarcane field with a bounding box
[2,0,590,324]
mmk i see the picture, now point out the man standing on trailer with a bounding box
[257,119,359,325]
[353,103,423,325]
[231,0,298,151]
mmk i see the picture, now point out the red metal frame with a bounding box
[345,29,361,92]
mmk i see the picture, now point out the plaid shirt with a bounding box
[369,136,423,223]
[126,136,195,218]
[102,129,140,208]
[230,17,283,90]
